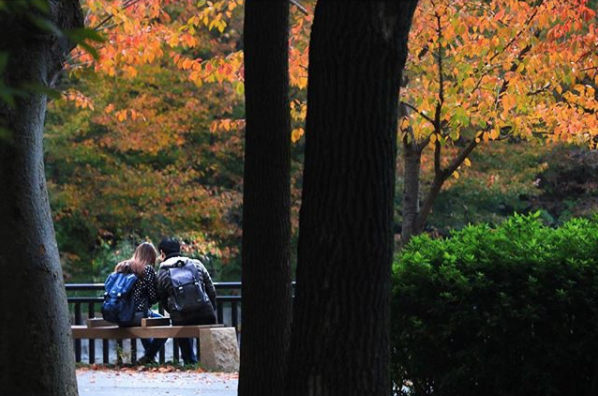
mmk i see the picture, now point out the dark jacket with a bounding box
[132,265,159,312]
[157,254,217,324]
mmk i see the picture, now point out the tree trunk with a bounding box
[413,138,477,236]
[401,140,422,245]
[0,2,83,396]
[414,173,444,235]
[286,2,418,396]
[239,1,292,396]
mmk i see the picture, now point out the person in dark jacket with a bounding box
[156,237,217,364]
[113,242,167,364]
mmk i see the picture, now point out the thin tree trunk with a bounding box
[239,1,292,396]
[0,2,83,395]
[401,140,422,244]
[286,2,418,396]
[414,173,444,234]
[414,138,478,235]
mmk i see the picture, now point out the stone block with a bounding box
[199,327,239,372]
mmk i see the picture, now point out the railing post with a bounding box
[103,340,109,364]
[131,338,137,363]
[88,302,95,364]
[232,300,239,332]
[217,303,224,324]
[74,303,81,363]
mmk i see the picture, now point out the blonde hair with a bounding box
[114,242,157,278]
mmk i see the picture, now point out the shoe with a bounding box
[136,355,156,365]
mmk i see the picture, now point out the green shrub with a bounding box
[392,213,598,396]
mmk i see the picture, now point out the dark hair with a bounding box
[158,237,180,255]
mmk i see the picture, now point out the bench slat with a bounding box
[71,324,224,339]
[87,318,112,327]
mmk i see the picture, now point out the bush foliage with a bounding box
[392,213,598,396]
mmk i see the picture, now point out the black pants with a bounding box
[172,314,216,364]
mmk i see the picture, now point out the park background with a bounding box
[46,0,598,284]
[3,0,598,395]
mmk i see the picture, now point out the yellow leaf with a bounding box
[490,127,500,140]
[464,158,471,167]
[452,171,460,179]
[400,118,410,131]
[502,93,515,111]
[182,58,194,70]
[291,128,304,143]
[125,66,138,78]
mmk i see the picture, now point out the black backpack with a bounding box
[167,259,211,315]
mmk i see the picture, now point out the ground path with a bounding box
[77,367,238,396]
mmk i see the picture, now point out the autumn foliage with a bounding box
[402,0,598,147]
[45,0,598,277]
[46,0,313,280]
[399,0,598,241]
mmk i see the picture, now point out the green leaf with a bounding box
[77,41,101,61]
[235,82,245,96]
[65,28,106,44]
[20,83,61,100]
[0,52,8,71]
[30,0,50,13]
[27,14,63,37]
[0,126,12,142]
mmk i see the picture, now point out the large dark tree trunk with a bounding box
[286,2,418,396]
[239,1,292,396]
[0,2,83,395]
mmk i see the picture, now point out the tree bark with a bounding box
[285,2,418,396]
[239,1,292,396]
[0,2,82,396]
[401,140,422,244]
[400,103,422,245]
[414,172,445,235]
[413,138,478,236]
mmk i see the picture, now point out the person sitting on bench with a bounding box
[114,242,167,364]
[156,237,217,365]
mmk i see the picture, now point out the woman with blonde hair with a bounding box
[113,242,166,364]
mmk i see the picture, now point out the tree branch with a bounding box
[399,102,418,149]
[527,82,551,96]
[445,138,478,176]
[93,0,143,31]
[401,101,436,127]
[434,10,444,134]
[433,138,442,177]
[290,0,309,16]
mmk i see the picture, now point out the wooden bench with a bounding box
[71,318,239,371]
[72,317,224,339]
